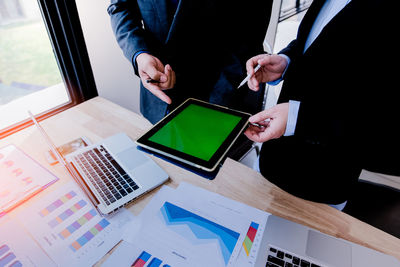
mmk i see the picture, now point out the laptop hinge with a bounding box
[67,161,101,210]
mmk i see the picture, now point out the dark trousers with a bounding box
[258,136,361,204]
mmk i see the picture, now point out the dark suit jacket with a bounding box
[108,0,272,124]
[258,0,399,204]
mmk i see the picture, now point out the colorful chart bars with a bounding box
[39,190,77,217]
[0,244,22,267]
[59,209,97,239]
[148,257,163,267]
[242,222,259,256]
[132,251,151,267]
[48,200,87,228]
[69,218,110,252]
[131,251,171,267]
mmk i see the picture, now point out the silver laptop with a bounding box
[255,215,400,267]
[29,112,169,215]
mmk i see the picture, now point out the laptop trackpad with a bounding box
[117,147,148,170]
[306,230,352,267]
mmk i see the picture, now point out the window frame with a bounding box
[0,0,98,139]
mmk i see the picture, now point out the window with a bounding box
[0,0,97,138]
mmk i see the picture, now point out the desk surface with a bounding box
[1,97,399,263]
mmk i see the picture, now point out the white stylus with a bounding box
[237,64,261,89]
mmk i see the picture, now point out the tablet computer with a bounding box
[136,98,251,172]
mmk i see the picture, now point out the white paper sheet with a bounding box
[0,215,56,267]
[121,183,270,267]
[175,182,270,267]
[0,145,58,215]
[17,181,134,267]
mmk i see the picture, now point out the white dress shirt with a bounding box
[283,0,352,136]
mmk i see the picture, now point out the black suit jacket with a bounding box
[259,0,399,204]
[108,0,272,124]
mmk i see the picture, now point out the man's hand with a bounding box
[136,53,176,104]
[246,54,288,91]
[244,103,289,143]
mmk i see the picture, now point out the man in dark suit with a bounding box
[244,0,398,206]
[107,0,272,125]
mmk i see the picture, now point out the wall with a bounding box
[75,0,141,114]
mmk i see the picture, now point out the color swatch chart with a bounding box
[242,222,259,256]
[69,218,110,251]
[132,250,171,267]
[0,145,58,215]
[50,199,87,229]
[0,244,22,267]
[58,208,95,239]
[26,187,110,254]
[17,182,133,267]
[40,190,77,218]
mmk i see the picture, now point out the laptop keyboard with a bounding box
[266,246,324,267]
[74,145,139,205]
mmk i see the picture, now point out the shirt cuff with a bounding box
[267,54,291,86]
[132,50,150,71]
[284,100,300,136]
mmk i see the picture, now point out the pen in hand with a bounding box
[146,78,160,84]
[237,64,261,89]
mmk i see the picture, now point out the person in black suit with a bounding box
[107,0,272,125]
[244,0,399,206]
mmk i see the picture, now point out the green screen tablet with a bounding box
[136,98,251,172]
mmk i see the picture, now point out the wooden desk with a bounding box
[1,97,399,263]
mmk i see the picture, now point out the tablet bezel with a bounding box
[135,98,251,172]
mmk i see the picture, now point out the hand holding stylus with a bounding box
[244,54,288,91]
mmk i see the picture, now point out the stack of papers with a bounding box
[103,182,271,267]
[0,180,134,267]
[0,146,135,266]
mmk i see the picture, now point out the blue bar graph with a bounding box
[0,244,22,267]
[0,252,16,266]
[0,245,9,257]
[148,257,162,267]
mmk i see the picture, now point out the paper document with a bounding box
[119,183,270,267]
[175,182,270,267]
[17,181,134,267]
[102,240,178,267]
[0,145,58,216]
[0,215,56,267]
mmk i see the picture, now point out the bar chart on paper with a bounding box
[120,185,270,267]
[0,217,56,267]
[0,145,58,216]
[243,222,259,256]
[102,240,176,267]
[17,182,132,267]
[0,244,22,267]
[234,220,266,267]
[131,250,172,267]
